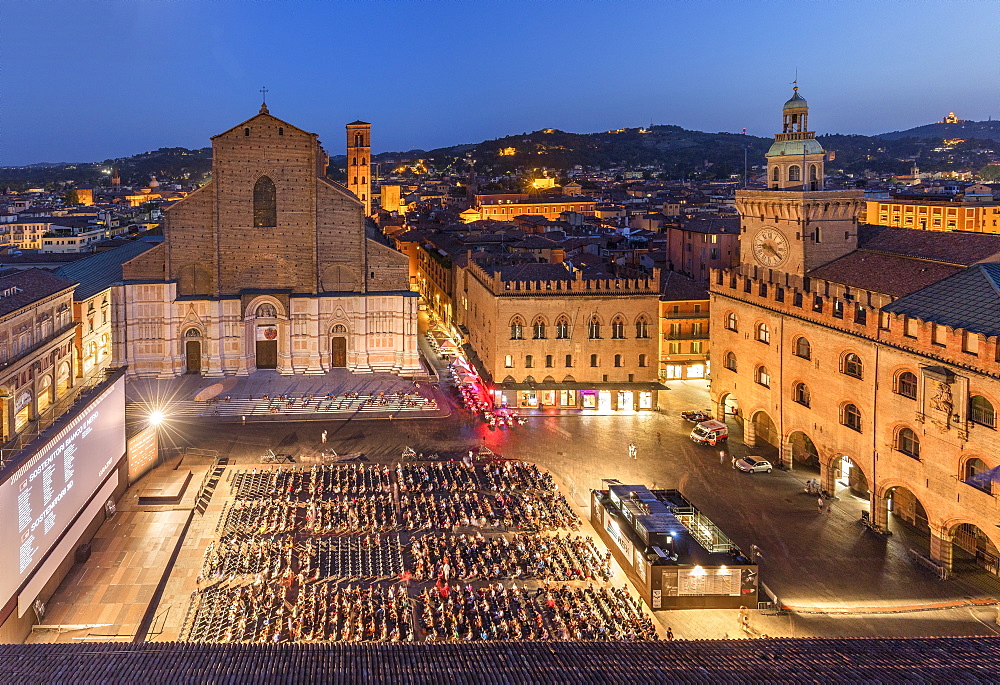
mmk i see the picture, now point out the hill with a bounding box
[879,120,1000,143]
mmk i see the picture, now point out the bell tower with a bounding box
[346,121,371,216]
[735,87,863,276]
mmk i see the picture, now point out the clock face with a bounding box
[752,227,788,267]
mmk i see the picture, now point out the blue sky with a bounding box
[3,0,998,164]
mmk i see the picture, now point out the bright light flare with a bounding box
[148,410,165,426]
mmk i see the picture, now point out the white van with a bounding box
[690,419,728,446]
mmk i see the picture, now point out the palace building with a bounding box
[710,88,1000,578]
[117,105,421,377]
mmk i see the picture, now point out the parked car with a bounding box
[690,419,728,446]
[681,409,713,423]
[736,457,772,473]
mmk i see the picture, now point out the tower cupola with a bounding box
[766,86,825,191]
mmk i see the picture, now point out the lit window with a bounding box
[970,395,995,428]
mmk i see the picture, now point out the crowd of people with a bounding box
[183,457,660,644]
[419,582,658,642]
[408,532,613,582]
[187,580,413,643]
[230,464,394,500]
[398,492,579,531]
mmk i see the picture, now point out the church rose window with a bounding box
[253,176,277,228]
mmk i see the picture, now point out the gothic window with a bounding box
[354,133,364,147]
[788,165,801,182]
[725,312,738,332]
[635,316,649,339]
[897,427,920,458]
[842,403,861,431]
[793,382,810,407]
[253,176,277,228]
[556,316,570,339]
[255,303,277,318]
[588,316,601,339]
[842,352,863,379]
[896,371,917,399]
[532,318,546,339]
[970,395,995,428]
[611,316,625,339]
[509,318,524,340]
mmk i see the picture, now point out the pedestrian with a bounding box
[732,457,737,470]
[321,429,328,444]
[628,443,637,460]
[242,415,246,426]
[817,496,824,514]
[666,627,674,641]
[826,501,833,515]
[719,450,725,464]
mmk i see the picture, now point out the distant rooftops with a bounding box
[0,268,75,317]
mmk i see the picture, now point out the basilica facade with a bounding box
[116,105,421,377]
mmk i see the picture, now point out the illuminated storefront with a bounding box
[497,382,663,412]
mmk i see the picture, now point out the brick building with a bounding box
[710,89,1000,578]
[118,105,421,377]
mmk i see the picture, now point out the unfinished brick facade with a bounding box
[118,106,420,377]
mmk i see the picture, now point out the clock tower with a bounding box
[735,87,864,276]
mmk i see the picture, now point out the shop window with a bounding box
[896,371,918,399]
[897,427,920,458]
[970,395,995,428]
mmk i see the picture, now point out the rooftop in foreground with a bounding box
[4,639,1000,683]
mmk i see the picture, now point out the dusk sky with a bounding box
[4,0,999,165]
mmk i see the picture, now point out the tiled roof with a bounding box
[3,639,1000,682]
[857,225,1000,266]
[661,270,710,301]
[0,268,75,316]
[497,262,573,282]
[54,240,158,299]
[808,251,964,298]
[883,263,1000,336]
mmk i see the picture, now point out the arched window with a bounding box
[788,165,801,182]
[842,353,863,379]
[555,316,570,339]
[755,365,770,388]
[509,318,524,340]
[771,166,779,182]
[896,371,918,399]
[755,322,770,344]
[635,316,649,339]
[253,176,277,228]
[842,403,862,432]
[611,316,625,339]
[794,337,811,359]
[793,382,810,407]
[588,316,601,339]
[255,303,277,318]
[810,164,819,181]
[970,395,996,428]
[725,312,738,332]
[532,318,546,339]
[897,427,920,458]
[724,351,737,372]
[362,158,367,166]
[185,328,201,337]
[354,133,364,147]
[964,457,991,493]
